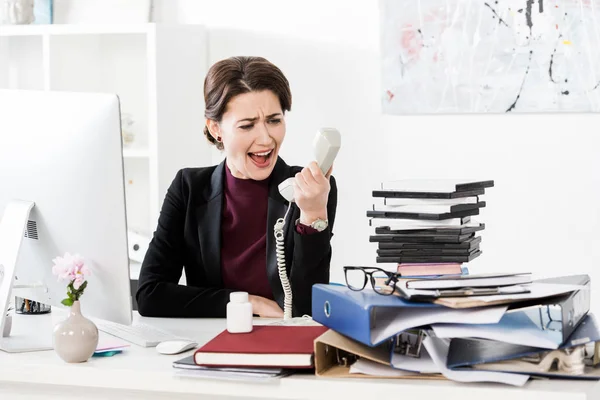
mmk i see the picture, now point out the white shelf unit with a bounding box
[0,23,211,280]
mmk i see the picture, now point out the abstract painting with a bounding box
[380,0,600,113]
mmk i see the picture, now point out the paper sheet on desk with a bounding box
[173,355,287,383]
[350,359,420,377]
[431,311,562,349]
[387,335,529,386]
[427,283,587,309]
[96,336,130,352]
[423,336,530,387]
[371,304,507,345]
[174,368,284,382]
[390,346,439,374]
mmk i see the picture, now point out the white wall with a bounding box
[155,0,600,305]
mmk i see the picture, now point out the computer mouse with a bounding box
[155,340,198,355]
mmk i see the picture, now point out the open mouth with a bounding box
[248,149,274,168]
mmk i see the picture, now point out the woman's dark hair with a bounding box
[203,56,292,150]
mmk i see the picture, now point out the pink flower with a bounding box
[73,274,85,290]
[51,252,91,285]
[72,254,91,279]
[51,252,91,306]
[51,253,72,281]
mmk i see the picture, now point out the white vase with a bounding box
[1,0,35,25]
[52,300,98,363]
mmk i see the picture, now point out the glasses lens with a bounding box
[345,268,367,290]
[371,274,395,295]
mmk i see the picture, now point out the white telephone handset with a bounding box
[274,128,341,321]
[278,128,342,202]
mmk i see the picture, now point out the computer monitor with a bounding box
[0,89,132,351]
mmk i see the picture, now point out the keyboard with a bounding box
[93,319,185,348]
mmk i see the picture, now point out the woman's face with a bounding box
[208,90,286,181]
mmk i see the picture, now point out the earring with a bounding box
[207,127,220,142]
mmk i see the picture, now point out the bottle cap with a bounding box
[230,291,249,303]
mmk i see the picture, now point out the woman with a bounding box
[136,56,337,318]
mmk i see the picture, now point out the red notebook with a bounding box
[194,325,328,369]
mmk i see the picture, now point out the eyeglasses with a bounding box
[343,266,399,296]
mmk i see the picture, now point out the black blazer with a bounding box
[136,157,337,318]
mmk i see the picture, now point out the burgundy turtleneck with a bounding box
[220,164,318,299]
[220,164,273,299]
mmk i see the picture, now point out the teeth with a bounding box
[252,150,272,156]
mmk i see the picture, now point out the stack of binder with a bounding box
[367,179,494,275]
[311,274,597,384]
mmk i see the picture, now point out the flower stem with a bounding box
[62,279,88,306]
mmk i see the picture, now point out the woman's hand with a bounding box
[248,295,284,318]
[293,161,332,225]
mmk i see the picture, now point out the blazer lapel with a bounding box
[266,157,296,304]
[197,160,225,287]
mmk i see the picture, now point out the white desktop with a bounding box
[0,90,598,399]
[0,89,179,352]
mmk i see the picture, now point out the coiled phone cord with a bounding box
[274,202,293,320]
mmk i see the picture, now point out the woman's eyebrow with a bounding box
[237,116,258,123]
[237,113,282,123]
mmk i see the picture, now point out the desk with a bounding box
[0,312,599,400]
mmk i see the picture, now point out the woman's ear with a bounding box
[206,119,221,141]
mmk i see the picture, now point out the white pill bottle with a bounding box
[226,292,253,333]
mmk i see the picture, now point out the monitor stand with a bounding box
[0,200,53,353]
[0,329,53,353]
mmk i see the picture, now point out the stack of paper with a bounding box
[172,355,287,381]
